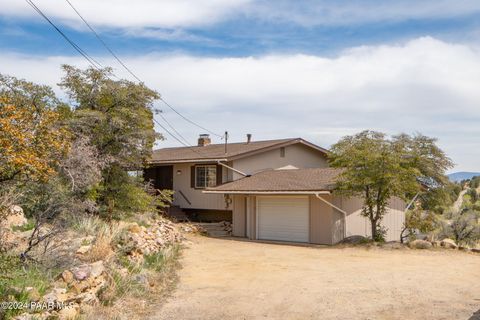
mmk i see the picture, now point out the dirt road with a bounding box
[152,236,480,320]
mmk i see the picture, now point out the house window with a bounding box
[195,165,217,188]
[280,147,285,158]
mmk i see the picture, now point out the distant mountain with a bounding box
[448,172,480,182]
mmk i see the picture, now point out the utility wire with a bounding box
[27,0,222,154]
[62,0,224,139]
[64,0,142,83]
[25,0,103,70]
[157,110,192,146]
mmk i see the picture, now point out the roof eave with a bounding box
[202,190,332,195]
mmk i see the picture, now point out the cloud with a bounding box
[2,0,480,32]
[247,0,480,27]
[1,37,479,171]
[0,0,252,29]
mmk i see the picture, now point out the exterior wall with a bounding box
[309,195,335,245]
[232,195,246,237]
[239,194,405,244]
[334,196,406,242]
[232,144,328,180]
[171,163,226,210]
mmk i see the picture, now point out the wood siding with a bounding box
[232,195,246,237]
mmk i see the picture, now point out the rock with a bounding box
[471,248,480,253]
[57,304,79,320]
[340,235,369,244]
[43,288,68,304]
[61,270,74,284]
[2,205,27,229]
[408,239,432,249]
[75,291,99,305]
[440,238,458,249]
[72,265,91,281]
[76,245,91,255]
[89,261,105,278]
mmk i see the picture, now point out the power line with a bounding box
[63,0,142,83]
[25,0,103,70]
[156,110,192,146]
[61,0,224,139]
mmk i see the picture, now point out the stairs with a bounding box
[167,206,189,222]
[194,222,232,237]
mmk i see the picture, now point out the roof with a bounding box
[149,138,328,164]
[204,168,343,194]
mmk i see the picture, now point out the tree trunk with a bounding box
[370,218,377,241]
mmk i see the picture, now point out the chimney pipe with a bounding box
[198,134,211,147]
[246,134,252,143]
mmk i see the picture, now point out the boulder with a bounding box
[340,235,369,244]
[89,261,105,278]
[2,205,27,229]
[440,238,458,249]
[72,265,91,281]
[408,239,432,249]
[61,270,74,284]
[471,248,480,253]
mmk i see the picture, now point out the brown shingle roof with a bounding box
[149,138,328,164]
[204,168,342,193]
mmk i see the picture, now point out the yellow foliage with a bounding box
[0,97,71,182]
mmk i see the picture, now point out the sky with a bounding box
[1,0,480,172]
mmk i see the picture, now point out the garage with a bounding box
[256,196,309,243]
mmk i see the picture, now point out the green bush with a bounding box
[0,255,52,319]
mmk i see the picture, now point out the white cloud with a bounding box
[2,0,480,32]
[1,37,479,171]
[0,0,251,29]
[247,0,480,27]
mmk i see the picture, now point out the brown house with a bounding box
[145,134,405,244]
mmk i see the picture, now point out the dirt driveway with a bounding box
[152,236,480,320]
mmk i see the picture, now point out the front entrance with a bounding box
[144,165,173,190]
[256,196,309,243]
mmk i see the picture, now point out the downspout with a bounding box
[315,193,348,239]
[217,161,249,177]
[404,192,420,213]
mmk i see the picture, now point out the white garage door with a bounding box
[257,196,309,243]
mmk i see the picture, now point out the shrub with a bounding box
[0,255,52,319]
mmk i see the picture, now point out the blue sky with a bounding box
[1,0,480,171]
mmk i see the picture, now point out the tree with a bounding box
[400,208,437,243]
[329,131,453,241]
[59,66,163,217]
[0,75,71,184]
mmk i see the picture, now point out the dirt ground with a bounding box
[151,236,480,320]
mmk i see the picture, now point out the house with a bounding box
[145,134,406,244]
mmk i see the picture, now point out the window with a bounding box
[280,147,285,158]
[195,165,217,188]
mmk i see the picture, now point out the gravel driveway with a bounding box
[152,236,480,320]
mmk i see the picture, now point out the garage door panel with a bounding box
[257,197,309,243]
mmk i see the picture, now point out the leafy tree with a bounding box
[400,208,437,243]
[0,75,70,184]
[59,66,163,216]
[329,131,453,241]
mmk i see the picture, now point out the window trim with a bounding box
[194,164,217,189]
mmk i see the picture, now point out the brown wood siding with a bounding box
[309,195,334,245]
[232,195,246,237]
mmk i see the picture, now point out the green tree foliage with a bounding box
[401,208,437,243]
[59,66,165,217]
[329,130,453,241]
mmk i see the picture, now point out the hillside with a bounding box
[448,172,480,182]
